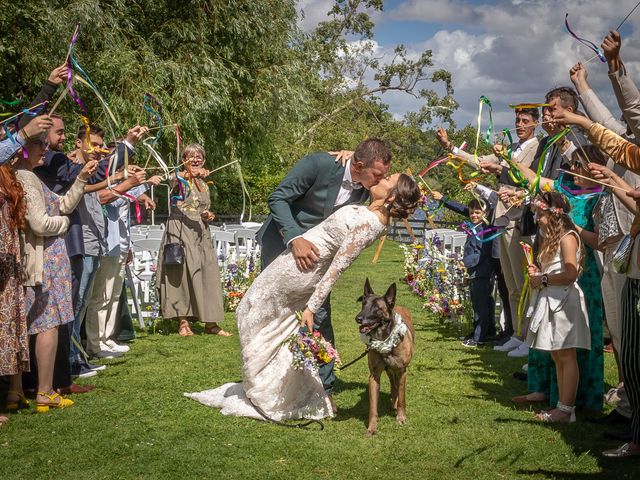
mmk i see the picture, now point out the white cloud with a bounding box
[295,0,640,134]
[386,0,640,132]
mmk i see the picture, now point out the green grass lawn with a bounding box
[0,242,636,479]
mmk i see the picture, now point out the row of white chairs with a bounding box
[126,224,261,327]
[424,228,467,253]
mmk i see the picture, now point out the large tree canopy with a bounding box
[1,0,476,214]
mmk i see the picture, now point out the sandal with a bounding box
[204,325,233,337]
[178,319,194,337]
[36,391,74,413]
[6,391,30,411]
[536,402,576,423]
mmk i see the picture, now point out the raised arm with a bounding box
[570,62,627,135]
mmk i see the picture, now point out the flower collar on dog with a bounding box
[360,313,408,355]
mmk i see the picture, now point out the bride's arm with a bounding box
[306,220,379,316]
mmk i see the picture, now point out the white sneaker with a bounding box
[521,363,529,373]
[94,350,123,359]
[494,336,523,352]
[106,340,130,353]
[507,342,529,358]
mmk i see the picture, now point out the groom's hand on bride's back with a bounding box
[291,238,320,272]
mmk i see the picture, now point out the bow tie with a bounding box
[342,179,362,190]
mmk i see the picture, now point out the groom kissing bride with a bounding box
[185,139,420,421]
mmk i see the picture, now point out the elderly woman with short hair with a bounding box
[157,144,229,337]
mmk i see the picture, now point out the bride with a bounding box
[185,173,420,421]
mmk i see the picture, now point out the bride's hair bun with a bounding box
[387,174,420,219]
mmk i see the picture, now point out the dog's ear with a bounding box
[384,283,396,310]
[363,277,374,297]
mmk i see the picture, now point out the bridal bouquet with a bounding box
[284,323,341,372]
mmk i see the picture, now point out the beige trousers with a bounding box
[498,223,526,335]
[85,255,125,355]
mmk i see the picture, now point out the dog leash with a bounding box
[337,348,369,371]
[248,398,325,430]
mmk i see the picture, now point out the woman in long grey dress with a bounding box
[185,174,420,421]
[157,144,229,337]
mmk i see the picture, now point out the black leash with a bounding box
[337,348,369,371]
[249,399,325,430]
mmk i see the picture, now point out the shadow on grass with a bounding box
[333,377,397,428]
[430,314,634,477]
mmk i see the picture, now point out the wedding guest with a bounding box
[569,59,640,428]
[0,164,30,413]
[438,109,539,348]
[431,187,497,347]
[14,136,97,412]
[0,115,53,166]
[527,191,590,423]
[85,132,158,359]
[512,146,606,411]
[553,110,640,457]
[157,144,229,337]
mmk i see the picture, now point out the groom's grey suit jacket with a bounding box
[256,152,370,267]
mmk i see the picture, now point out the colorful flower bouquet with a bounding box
[283,323,341,373]
[401,235,470,320]
[220,251,260,312]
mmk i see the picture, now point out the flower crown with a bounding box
[532,198,564,215]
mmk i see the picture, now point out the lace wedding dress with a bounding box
[185,205,386,420]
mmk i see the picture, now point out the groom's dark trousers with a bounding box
[257,152,370,395]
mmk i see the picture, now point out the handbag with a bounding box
[162,210,186,266]
[612,234,635,274]
[517,204,537,236]
[163,242,184,266]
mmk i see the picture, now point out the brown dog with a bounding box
[355,278,414,436]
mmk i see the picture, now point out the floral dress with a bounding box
[0,195,29,375]
[527,175,604,411]
[23,182,75,334]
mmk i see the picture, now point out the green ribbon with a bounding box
[0,99,20,106]
[530,127,571,194]
[473,96,493,163]
[501,128,528,188]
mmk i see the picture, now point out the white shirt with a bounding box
[513,137,537,158]
[334,159,363,206]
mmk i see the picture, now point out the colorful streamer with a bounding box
[564,13,606,63]
[473,95,493,163]
[516,241,534,336]
[460,221,504,242]
[530,127,571,194]
[500,128,528,188]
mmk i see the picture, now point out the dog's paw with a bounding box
[396,414,407,425]
[366,428,378,437]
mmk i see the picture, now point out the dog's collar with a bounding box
[360,312,408,355]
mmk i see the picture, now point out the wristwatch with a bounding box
[541,273,549,288]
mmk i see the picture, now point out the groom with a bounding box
[256,138,392,407]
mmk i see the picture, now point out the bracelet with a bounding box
[541,273,549,288]
[18,128,31,141]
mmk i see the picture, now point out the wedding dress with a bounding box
[185,205,386,420]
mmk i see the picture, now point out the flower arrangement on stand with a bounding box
[220,250,261,312]
[401,235,470,321]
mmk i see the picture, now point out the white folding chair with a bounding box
[233,228,257,259]
[214,230,238,264]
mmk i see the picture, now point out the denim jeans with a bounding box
[69,255,101,360]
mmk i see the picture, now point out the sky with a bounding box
[297,0,640,133]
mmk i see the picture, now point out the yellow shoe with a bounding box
[5,391,30,412]
[35,391,74,413]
